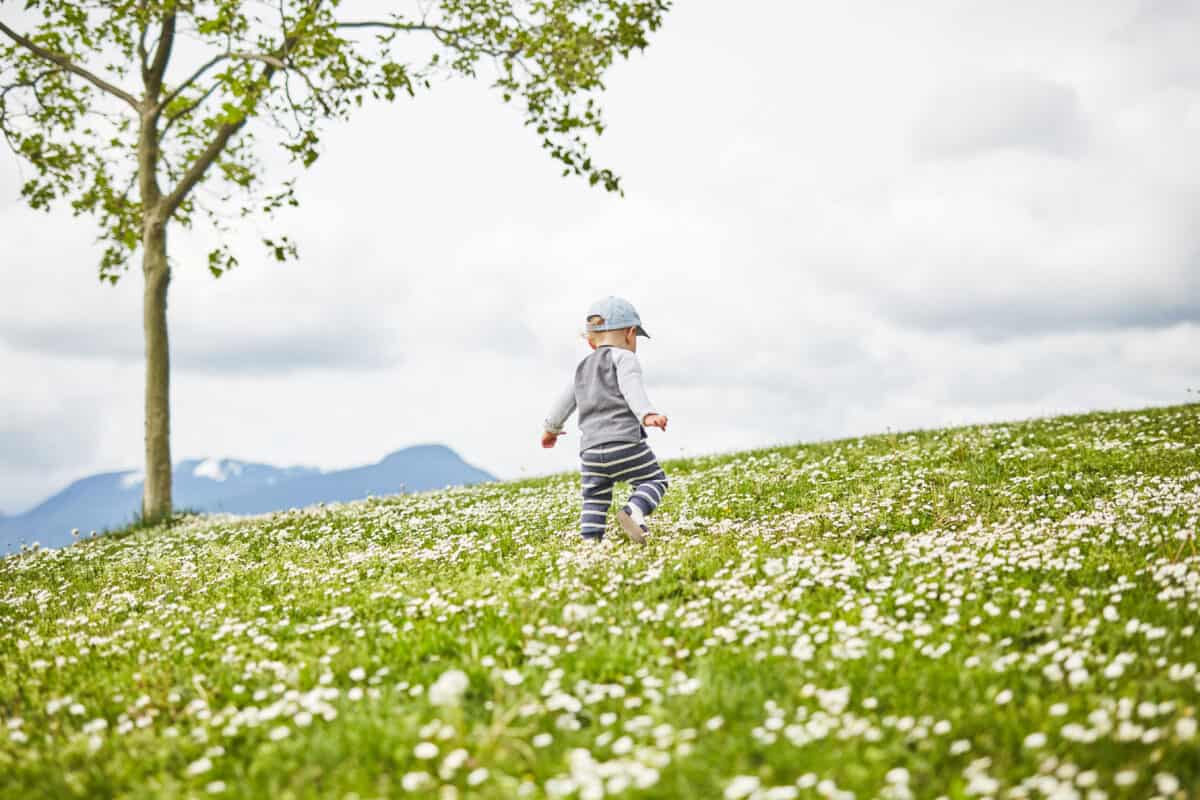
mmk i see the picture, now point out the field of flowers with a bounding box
[2,403,1198,799]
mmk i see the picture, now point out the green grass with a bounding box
[2,404,1198,799]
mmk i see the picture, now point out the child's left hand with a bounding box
[542,431,564,448]
[643,414,668,431]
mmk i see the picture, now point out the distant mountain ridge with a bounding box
[0,445,494,554]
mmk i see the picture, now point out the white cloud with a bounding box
[914,74,1088,159]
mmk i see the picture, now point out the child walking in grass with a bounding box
[542,296,669,543]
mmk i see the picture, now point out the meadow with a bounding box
[1,403,1198,799]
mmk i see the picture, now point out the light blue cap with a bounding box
[586,296,650,338]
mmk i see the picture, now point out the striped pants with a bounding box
[579,440,669,539]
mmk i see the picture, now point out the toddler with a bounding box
[542,296,669,543]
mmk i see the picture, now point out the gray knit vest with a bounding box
[575,347,646,451]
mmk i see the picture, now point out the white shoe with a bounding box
[616,506,647,544]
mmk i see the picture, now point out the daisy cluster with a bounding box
[1,404,1197,798]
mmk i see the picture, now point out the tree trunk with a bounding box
[141,220,172,522]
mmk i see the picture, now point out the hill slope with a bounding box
[2,404,1198,799]
[0,445,494,553]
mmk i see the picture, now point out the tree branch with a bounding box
[335,19,515,59]
[0,67,65,108]
[288,66,332,115]
[147,8,178,89]
[157,50,298,137]
[0,21,139,109]
[160,95,258,219]
[0,68,64,153]
[229,51,287,69]
[160,0,326,219]
[159,79,220,139]
[158,52,227,115]
[157,51,281,121]
[137,1,151,78]
[161,66,284,218]
[335,20,451,35]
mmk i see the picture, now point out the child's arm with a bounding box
[542,383,576,448]
[612,350,667,431]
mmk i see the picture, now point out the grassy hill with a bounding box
[2,404,1198,799]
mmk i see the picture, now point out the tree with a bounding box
[0,0,670,522]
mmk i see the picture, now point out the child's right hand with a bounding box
[643,414,668,432]
[541,431,564,448]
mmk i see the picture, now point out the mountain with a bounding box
[0,445,494,554]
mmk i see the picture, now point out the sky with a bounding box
[2,0,1198,515]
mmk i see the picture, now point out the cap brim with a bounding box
[636,325,650,338]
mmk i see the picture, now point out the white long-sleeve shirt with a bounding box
[544,346,658,451]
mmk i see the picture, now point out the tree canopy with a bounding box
[1,0,670,281]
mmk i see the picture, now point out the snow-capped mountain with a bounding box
[0,445,494,554]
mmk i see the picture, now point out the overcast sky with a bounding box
[2,0,1198,514]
